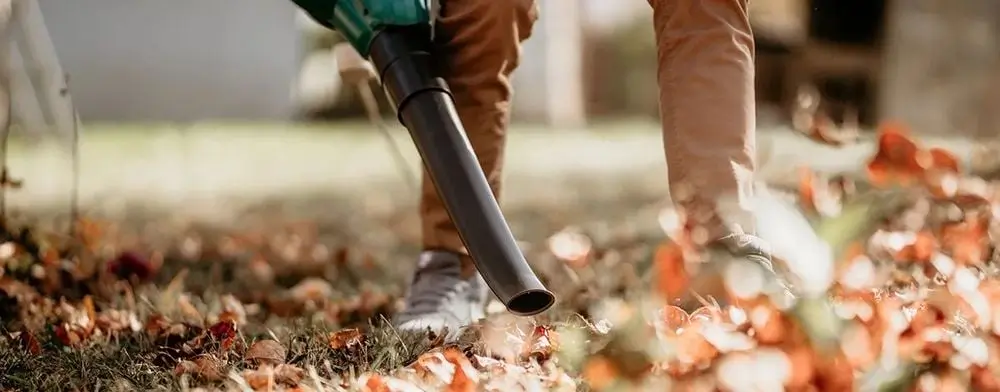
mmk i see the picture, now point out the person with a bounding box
[390,0,778,333]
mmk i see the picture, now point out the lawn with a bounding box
[0,120,997,391]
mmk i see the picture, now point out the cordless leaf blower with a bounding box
[291,0,555,316]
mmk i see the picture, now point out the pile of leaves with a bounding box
[0,120,998,391]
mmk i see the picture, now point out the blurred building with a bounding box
[32,0,1000,137]
[38,0,301,122]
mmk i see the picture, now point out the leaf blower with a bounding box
[291,0,555,316]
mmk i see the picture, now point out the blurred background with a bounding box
[0,0,997,225]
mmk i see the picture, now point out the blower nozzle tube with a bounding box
[368,27,555,316]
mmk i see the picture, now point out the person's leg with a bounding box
[648,0,780,305]
[395,0,538,333]
[420,0,537,268]
[650,0,756,238]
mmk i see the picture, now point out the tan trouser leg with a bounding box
[421,0,538,259]
[649,0,758,239]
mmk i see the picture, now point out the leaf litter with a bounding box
[0,122,998,391]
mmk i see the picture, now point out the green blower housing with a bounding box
[291,0,555,317]
[292,0,430,57]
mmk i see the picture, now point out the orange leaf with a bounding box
[582,356,619,390]
[940,216,989,265]
[798,167,817,213]
[363,375,391,392]
[805,113,860,147]
[928,148,960,173]
[653,242,690,302]
[329,328,365,350]
[675,326,719,364]
[894,231,937,263]
[443,349,479,392]
[659,306,689,336]
[522,325,559,360]
[866,122,923,187]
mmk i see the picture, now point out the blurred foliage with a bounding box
[585,15,659,119]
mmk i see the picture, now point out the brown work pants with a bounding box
[424,0,757,260]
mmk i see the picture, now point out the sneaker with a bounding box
[679,233,794,310]
[393,250,490,336]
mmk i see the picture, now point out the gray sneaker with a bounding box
[393,250,490,335]
[678,233,794,310]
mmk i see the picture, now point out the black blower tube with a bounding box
[369,26,555,316]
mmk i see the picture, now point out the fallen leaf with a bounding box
[522,325,559,361]
[15,330,41,354]
[289,278,334,305]
[328,328,364,351]
[582,356,619,390]
[547,228,592,268]
[867,122,924,187]
[274,363,306,386]
[443,349,479,392]
[207,319,238,350]
[245,339,286,367]
[174,354,226,382]
[653,241,690,303]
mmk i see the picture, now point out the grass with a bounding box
[0,121,994,391]
[0,174,667,390]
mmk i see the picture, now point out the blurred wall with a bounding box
[511,0,648,123]
[38,0,301,122]
[880,0,1000,138]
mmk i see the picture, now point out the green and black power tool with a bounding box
[291,0,555,316]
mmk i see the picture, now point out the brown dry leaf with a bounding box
[797,112,861,147]
[790,85,860,147]
[74,218,105,250]
[217,294,248,326]
[245,339,286,367]
[54,296,98,347]
[289,278,334,305]
[0,277,37,299]
[242,366,275,391]
[174,354,226,382]
[207,319,238,351]
[522,325,559,361]
[95,309,142,335]
[547,228,592,268]
[177,294,204,323]
[14,330,41,354]
[328,328,365,350]
[274,364,306,386]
